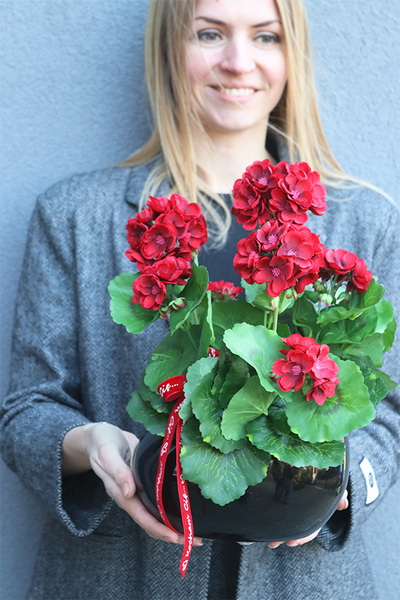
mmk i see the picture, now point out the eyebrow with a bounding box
[195,16,282,27]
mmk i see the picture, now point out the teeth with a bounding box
[219,87,255,96]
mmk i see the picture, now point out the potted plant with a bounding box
[108,159,396,576]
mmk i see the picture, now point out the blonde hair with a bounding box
[121,0,389,242]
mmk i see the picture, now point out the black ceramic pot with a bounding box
[133,432,349,542]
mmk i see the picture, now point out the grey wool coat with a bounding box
[1,149,400,600]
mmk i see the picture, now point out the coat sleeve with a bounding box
[318,197,400,551]
[0,181,113,536]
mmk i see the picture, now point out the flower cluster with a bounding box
[233,221,323,297]
[207,280,243,301]
[125,194,208,310]
[232,159,327,230]
[320,247,373,294]
[272,334,340,406]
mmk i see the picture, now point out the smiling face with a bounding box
[186,0,287,140]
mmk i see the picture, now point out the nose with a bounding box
[220,38,256,75]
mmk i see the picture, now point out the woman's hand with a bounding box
[62,422,203,546]
[267,488,349,549]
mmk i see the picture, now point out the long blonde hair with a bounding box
[121,0,383,241]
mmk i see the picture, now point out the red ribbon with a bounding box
[156,347,219,578]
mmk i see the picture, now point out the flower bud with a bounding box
[313,280,326,293]
[170,297,187,311]
[319,293,332,306]
[271,296,280,309]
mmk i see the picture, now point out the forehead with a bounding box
[194,0,281,25]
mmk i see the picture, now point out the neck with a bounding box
[194,126,271,194]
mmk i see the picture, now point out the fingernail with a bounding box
[269,543,280,549]
[286,541,298,547]
[122,483,130,498]
[193,538,203,547]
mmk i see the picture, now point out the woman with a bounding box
[1,1,399,599]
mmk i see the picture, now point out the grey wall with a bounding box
[1,2,399,599]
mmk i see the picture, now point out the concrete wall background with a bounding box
[1,1,399,599]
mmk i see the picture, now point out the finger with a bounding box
[268,541,284,549]
[127,495,182,543]
[286,528,320,547]
[337,488,349,511]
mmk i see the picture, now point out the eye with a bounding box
[255,31,281,45]
[196,29,222,43]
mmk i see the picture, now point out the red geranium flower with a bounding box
[208,280,243,300]
[140,223,177,260]
[277,228,316,271]
[324,248,357,274]
[126,218,148,250]
[156,209,187,238]
[308,345,339,381]
[253,254,295,297]
[256,221,287,251]
[233,232,261,283]
[350,258,373,293]
[132,274,166,310]
[184,215,208,251]
[306,377,339,406]
[148,195,172,216]
[232,179,270,230]
[273,352,315,392]
[150,256,191,285]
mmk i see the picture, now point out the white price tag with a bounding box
[359,457,379,505]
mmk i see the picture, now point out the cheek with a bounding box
[186,47,211,87]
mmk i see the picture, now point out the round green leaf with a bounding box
[169,264,208,333]
[180,418,270,505]
[126,390,168,436]
[144,325,203,392]
[224,324,285,393]
[286,356,374,442]
[190,361,244,453]
[221,376,276,441]
[180,356,218,423]
[246,412,345,468]
[108,273,159,333]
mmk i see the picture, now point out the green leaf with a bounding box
[169,264,208,333]
[139,379,170,413]
[286,356,374,442]
[126,390,168,436]
[363,278,385,307]
[224,324,286,393]
[180,356,219,423]
[217,355,250,410]
[212,301,265,336]
[319,301,394,345]
[246,411,345,468]
[190,360,244,453]
[180,418,271,505]
[292,296,318,336]
[346,355,397,407]
[383,317,397,352]
[241,280,266,305]
[331,333,385,367]
[221,376,277,441]
[144,325,203,392]
[108,273,159,334]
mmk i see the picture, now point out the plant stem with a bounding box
[192,309,199,325]
[267,311,274,330]
[273,306,279,332]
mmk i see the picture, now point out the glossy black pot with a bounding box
[133,432,349,542]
